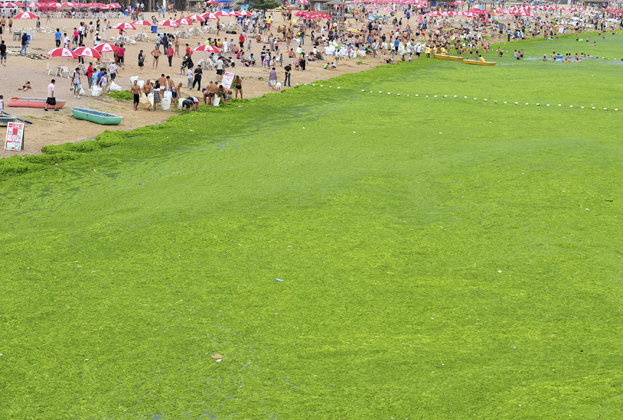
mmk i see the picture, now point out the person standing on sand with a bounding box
[151,45,160,70]
[233,75,243,99]
[167,44,174,67]
[192,64,202,91]
[284,63,291,87]
[71,67,82,98]
[45,79,58,112]
[142,81,152,110]
[138,50,144,73]
[87,62,94,88]
[0,40,6,67]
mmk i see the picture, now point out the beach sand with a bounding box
[0,13,383,158]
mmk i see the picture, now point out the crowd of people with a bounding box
[1,1,622,115]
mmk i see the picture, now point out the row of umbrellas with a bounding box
[0,2,122,7]
[47,41,221,61]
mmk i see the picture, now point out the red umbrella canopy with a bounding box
[132,19,151,25]
[110,2,121,7]
[237,10,252,17]
[175,18,193,25]
[88,2,103,7]
[157,19,179,27]
[47,47,78,58]
[214,11,232,17]
[94,43,120,53]
[186,14,205,22]
[200,12,218,20]
[14,11,38,18]
[193,44,220,53]
[26,2,42,7]
[74,46,102,58]
[111,22,137,30]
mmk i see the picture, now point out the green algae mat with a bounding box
[1,34,623,419]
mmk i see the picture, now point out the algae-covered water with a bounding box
[1,34,623,419]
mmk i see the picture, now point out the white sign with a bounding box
[4,122,24,151]
[222,72,235,90]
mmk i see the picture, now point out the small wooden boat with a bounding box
[8,97,67,109]
[0,113,32,126]
[0,114,19,126]
[434,54,464,61]
[462,59,497,66]
[72,107,123,125]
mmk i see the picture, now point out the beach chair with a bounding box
[59,66,70,78]
[45,62,54,76]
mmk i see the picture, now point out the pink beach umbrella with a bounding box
[47,47,78,66]
[200,12,218,20]
[193,44,220,53]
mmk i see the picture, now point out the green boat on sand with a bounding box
[72,107,123,125]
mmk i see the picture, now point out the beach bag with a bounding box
[79,87,86,96]
[213,96,220,107]
[91,85,102,97]
[129,75,139,84]
[163,90,172,100]
[109,82,122,92]
[178,98,185,110]
[161,97,171,111]
[147,92,154,107]
[137,80,145,89]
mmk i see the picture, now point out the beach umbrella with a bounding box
[157,19,179,27]
[186,14,206,22]
[47,47,78,66]
[193,44,220,53]
[132,19,151,26]
[14,11,38,18]
[200,12,219,19]
[111,21,137,30]
[110,2,121,7]
[236,10,252,17]
[26,2,41,7]
[214,11,232,17]
[296,0,308,4]
[94,42,120,53]
[450,0,463,4]
[175,17,194,25]
[88,2,103,7]
[74,46,102,58]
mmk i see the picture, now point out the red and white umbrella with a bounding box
[296,0,308,4]
[109,2,121,7]
[157,19,179,27]
[73,46,102,58]
[46,47,78,66]
[88,2,103,7]
[26,2,42,7]
[186,14,205,22]
[132,19,151,26]
[193,44,220,53]
[14,11,38,18]
[94,43,120,53]
[214,11,232,17]
[200,12,218,20]
[450,0,464,4]
[111,21,137,30]
[175,17,193,25]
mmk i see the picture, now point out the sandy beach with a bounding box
[0,12,383,158]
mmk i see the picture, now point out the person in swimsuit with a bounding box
[233,75,243,99]
[130,80,141,111]
[17,81,32,91]
[142,81,152,110]
[206,81,218,106]
[151,45,160,70]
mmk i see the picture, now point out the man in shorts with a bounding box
[45,79,58,111]
[182,96,199,112]
[215,56,224,83]
[131,80,141,111]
